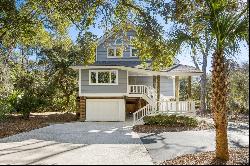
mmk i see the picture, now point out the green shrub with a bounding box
[0,91,20,121]
[15,92,47,119]
[143,114,198,127]
[0,100,11,121]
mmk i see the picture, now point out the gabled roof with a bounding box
[163,64,201,73]
[97,21,136,46]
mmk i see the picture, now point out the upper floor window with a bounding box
[107,47,123,58]
[89,70,118,85]
[130,48,138,57]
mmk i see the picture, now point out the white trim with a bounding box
[127,94,143,98]
[128,74,151,76]
[89,70,118,85]
[79,69,81,96]
[130,47,138,57]
[163,72,203,76]
[173,76,176,98]
[127,70,129,94]
[71,66,156,75]
[70,66,203,76]
[80,93,127,97]
[107,47,124,58]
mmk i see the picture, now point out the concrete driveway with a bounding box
[0,121,153,165]
[138,121,249,164]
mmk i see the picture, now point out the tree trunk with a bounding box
[211,49,229,161]
[200,54,207,115]
[22,112,30,120]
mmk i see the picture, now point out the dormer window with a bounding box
[107,47,123,58]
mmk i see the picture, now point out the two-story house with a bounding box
[71,28,202,124]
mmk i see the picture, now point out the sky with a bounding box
[69,19,249,73]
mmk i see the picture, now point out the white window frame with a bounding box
[89,70,119,85]
[107,47,123,58]
[130,47,138,57]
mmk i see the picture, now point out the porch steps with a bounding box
[129,85,196,125]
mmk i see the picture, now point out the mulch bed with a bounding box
[133,120,214,133]
[0,112,77,138]
[160,148,249,165]
[197,113,249,123]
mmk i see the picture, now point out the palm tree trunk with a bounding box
[211,49,229,161]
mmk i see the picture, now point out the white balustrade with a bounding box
[130,85,196,124]
[157,100,196,114]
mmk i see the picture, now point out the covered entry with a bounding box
[86,99,125,121]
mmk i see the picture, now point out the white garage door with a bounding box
[86,99,125,121]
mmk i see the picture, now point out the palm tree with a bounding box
[158,0,248,160]
[205,0,248,160]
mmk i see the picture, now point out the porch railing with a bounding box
[156,100,195,114]
[133,100,196,124]
[128,85,157,103]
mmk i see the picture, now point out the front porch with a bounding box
[126,70,202,123]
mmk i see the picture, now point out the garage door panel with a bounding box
[86,99,125,121]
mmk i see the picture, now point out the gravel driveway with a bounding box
[0,121,153,165]
[138,121,249,164]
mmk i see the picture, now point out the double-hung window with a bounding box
[107,47,123,58]
[89,70,118,85]
[107,37,124,58]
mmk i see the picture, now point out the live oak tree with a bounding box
[1,0,175,119]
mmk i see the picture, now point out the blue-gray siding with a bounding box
[160,77,175,97]
[96,30,140,61]
[81,69,127,94]
[129,76,153,87]
[129,76,175,97]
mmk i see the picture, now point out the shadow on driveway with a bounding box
[0,122,153,165]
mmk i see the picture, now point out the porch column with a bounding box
[156,75,160,110]
[153,76,157,89]
[187,76,192,100]
[175,76,180,112]
[187,76,192,112]
[137,98,142,110]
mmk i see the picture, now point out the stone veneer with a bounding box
[79,96,86,121]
